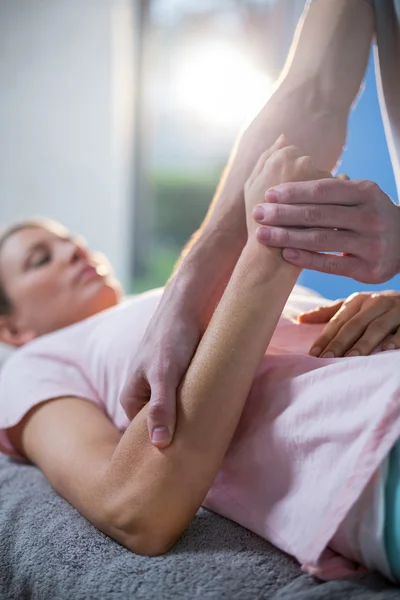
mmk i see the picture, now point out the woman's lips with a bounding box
[75,264,102,284]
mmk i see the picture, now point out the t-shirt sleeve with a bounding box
[0,349,100,460]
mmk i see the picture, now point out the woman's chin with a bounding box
[92,281,122,313]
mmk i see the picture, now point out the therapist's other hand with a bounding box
[298,291,400,358]
[253,179,400,284]
[120,295,200,449]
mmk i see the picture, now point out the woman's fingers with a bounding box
[245,135,287,190]
[297,301,343,324]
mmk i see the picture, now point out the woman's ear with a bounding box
[0,316,35,347]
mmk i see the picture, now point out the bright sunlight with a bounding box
[173,41,273,130]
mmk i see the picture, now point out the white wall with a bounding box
[0,0,136,289]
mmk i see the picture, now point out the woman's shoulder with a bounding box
[1,288,165,373]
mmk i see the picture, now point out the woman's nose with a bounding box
[60,239,89,264]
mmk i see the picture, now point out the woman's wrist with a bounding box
[242,234,302,286]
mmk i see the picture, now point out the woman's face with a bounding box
[0,225,123,344]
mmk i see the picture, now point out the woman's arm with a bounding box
[11,144,331,557]
[104,144,332,555]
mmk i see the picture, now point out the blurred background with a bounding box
[0,0,398,300]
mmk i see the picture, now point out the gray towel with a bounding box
[0,456,398,599]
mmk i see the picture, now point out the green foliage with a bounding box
[152,169,220,248]
[132,168,222,293]
[131,244,180,293]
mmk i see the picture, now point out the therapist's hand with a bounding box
[298,291,400,358]
[120,291,201,449]
[253,179,400,284]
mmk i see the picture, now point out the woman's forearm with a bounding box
[105,243,300,555]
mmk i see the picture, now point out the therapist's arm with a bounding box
[121,0,375,447]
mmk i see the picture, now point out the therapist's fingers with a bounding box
[254,203,358,230]
[336,174,350,181]
[316,300,393,358]
[307,297,363,357]
[344,310,400,357]
[257,226,362,255]
[277,248,363,280]
[265,178,363,205]
[297,301,344,324]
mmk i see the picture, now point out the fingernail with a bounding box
[258,227,271,241]
[151,427,169,444]
[384,343,396,351]
[322,351,335,359]
[283,249,300,259]
[309,347,321,357]
[346,350,360,358]
[265,189,279,202]
[253,206,265,221]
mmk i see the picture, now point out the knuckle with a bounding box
[148,400,170,423]
[325,258,341,275]
[357,180,380,198]
[330,310,344,323]
[304,205,322,225]
[377,297,393,311]
[297,155,313,170]
[278,227,291,245]
[268,151,283,170]
[313,229,329,248]
[276,145,297,163]
[348,292,364,304]
[285,145,299,156]
[367,321,386,336]
[311,180,329,202]
[273,204,286,222]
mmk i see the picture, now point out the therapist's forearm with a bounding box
[170,81,347,330]
[170,0,373,325]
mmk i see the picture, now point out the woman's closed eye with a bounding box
[26,247,52,269]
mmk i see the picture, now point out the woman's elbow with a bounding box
[111,523,179,557]
[102,502,180,557]
[129,532,178,557]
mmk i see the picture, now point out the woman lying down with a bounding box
[1,141,400,583]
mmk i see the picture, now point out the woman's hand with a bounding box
[298,291,400,358]
[244,137,333,237]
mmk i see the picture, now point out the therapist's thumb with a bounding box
[147,381,177,449]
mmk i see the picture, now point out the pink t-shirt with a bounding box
[0,286,399,578]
